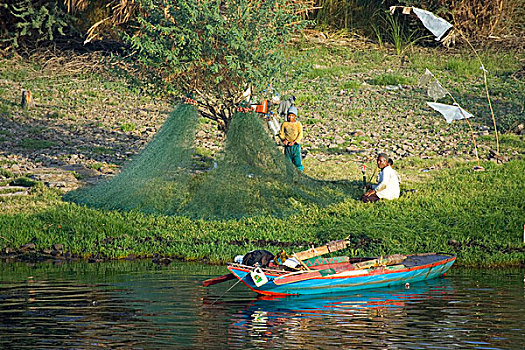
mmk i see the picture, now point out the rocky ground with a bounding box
[0,39,523,195]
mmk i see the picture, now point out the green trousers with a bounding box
[284,144,303,171]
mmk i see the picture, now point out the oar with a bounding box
[202,273,235,287]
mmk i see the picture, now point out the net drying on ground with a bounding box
[65,105,355,219]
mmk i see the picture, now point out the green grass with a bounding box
[0,160,523,266]
[0,104,10,117]
[87,163,104,171]
[0,38,524,267]
[0,168,14,178]
[10,177,39,187]
[18,139,56,149]
[119,122,137,132]
[339,80,362,90]
[369,73,414,86]
[46,111,65,119]
[344,108,365,118]
[307,65,353,79]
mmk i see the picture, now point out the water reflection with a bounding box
[204,269,525,349]
[218,280,455,349]
[0,262,523,349]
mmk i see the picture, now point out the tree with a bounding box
[122,0,304,130]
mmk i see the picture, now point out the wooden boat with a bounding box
[226,252,455,296]
[203,240,456,296]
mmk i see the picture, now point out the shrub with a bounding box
[0,0,71,48]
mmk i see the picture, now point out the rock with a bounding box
[53,243,64,252]
[4,247,16,254]
[30,168,79,191]
[21,243,36,251]
[488,149,508,163]
[152,257,173,265]
[60,164,100,178]
[99,166,115,174]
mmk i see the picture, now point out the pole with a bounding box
[362,164,367,192]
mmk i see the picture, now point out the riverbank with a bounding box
[1,36,524,266]
[1,158,524,267]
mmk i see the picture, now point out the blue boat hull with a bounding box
[227,254,456,296]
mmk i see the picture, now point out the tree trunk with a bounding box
[193,87,246,132]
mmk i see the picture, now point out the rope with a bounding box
[207,274,246,307]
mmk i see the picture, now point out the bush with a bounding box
[0,0,72,48]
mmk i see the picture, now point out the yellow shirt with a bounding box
[280,121,303,144]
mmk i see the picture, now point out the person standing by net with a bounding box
[279,106,304,171]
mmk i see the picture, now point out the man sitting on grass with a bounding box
[361,153,400,203]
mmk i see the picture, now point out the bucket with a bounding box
[255,100,268,114]
[250,267,268,287]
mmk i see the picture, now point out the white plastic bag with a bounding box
[427,102,475,123]
[250,267,269,287]
[412,7,453,41]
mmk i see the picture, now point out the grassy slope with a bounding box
[1,159,523,266]
[0,39,524,266]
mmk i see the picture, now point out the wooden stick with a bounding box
[293,240,348,261]
[293,253,311,271]
[202,273,235,287]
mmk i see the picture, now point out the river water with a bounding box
[0,261,523,349]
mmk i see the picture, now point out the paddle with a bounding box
[202,273,235,287]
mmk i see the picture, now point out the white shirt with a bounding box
[373,166,400,200]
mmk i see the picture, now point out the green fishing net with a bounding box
[64,104,199,214]
[66,105,352,219]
